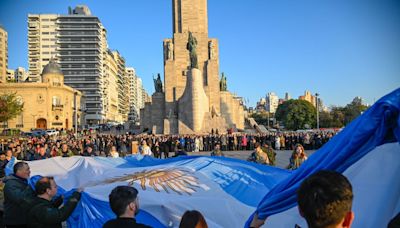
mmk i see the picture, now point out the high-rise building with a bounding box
[136,77,144,110]
[104,49,120,122]
[28,6,109,124]
[28,14,58,82]
[256,98,266,111]
[111,51,129,121]
[126,67,138,122]
[0,25,8,83]
[285,92,291,101]
[14,67,28,82]
[6,69,14,82]
[266,92,279,113]
[299,90,316,107]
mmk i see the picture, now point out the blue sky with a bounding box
[0,0,399,107]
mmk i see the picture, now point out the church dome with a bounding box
[42,59,63,76]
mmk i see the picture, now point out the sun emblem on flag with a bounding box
[92,168,205,195]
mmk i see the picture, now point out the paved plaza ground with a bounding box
[186,150,317,169]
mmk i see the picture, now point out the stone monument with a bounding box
[141,0,244,134]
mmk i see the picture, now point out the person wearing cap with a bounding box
[103,186,151,228]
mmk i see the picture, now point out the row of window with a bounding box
[42,45,58,48]
[42,38,57,41]
[59,25,99,29]
[40,18,57,22]
[42,32,57,35]
[61,64,98,68]
[59,31,98,35]
[59,38,97,42]
[59,44,98,48]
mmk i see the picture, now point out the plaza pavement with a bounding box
[187,150,317,169]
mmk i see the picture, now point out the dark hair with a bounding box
[179,210,208,228]
[13,161,28,174]
[177,143,183,150]
[35,176,54,195]
[109,186,138,217]
[297,170,353,228]
[254,142,261,148]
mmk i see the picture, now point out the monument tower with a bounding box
[141,0,244,134]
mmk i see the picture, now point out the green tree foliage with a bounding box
[275,100,316,130]
[319,107,346,128]
[267,97,368,130]
[343,100,368,125]
[250,111,270,126]
[0,92,24,123]
[330,106,346,127]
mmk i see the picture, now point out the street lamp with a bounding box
[315,93,319,130]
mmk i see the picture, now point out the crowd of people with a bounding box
[0,131,336,177]
[0,130,339,178]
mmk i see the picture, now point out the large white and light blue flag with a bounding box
[6,88,400,227]
[18,155,290,227]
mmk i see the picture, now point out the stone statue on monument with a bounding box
[187,31,198,69]
[208,40,215,60]
[220,72,227,91]
[153,73,163,93]
[167,41,173,60]
[211,105,220,118]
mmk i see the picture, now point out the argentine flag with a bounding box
[6,88,400,227]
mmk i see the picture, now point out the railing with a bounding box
[52,104,64,111]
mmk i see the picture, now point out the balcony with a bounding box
[57,40,97,44]
[58,53,99,57]
[58,47,100,51]
[52,104,64,111]
[57,20,99,24]
[59,60,99,64]
[57,27,99,31]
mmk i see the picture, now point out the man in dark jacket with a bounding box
[103,186,151,228]
[27,176,82,228]
[3,161,35,227]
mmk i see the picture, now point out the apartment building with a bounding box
[0,25,8,83]
[28,6,107,124]
[104,49,120,122]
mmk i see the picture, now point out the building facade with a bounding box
[0,60,82,131]
[126,67,139,122]
[0,25,8,83]
[28,14,58,82]
[103,49,120,122]
[28,6,108,124]
[111,51,129,122]
[266,92,279,113]
[299,90,316,107]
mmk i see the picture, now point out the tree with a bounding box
[330,106,345,127]
[319,111,332,128]
[275,100,316,130]
[250,111,270,126]
[0,92,24,123]
[343,100,368,125]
